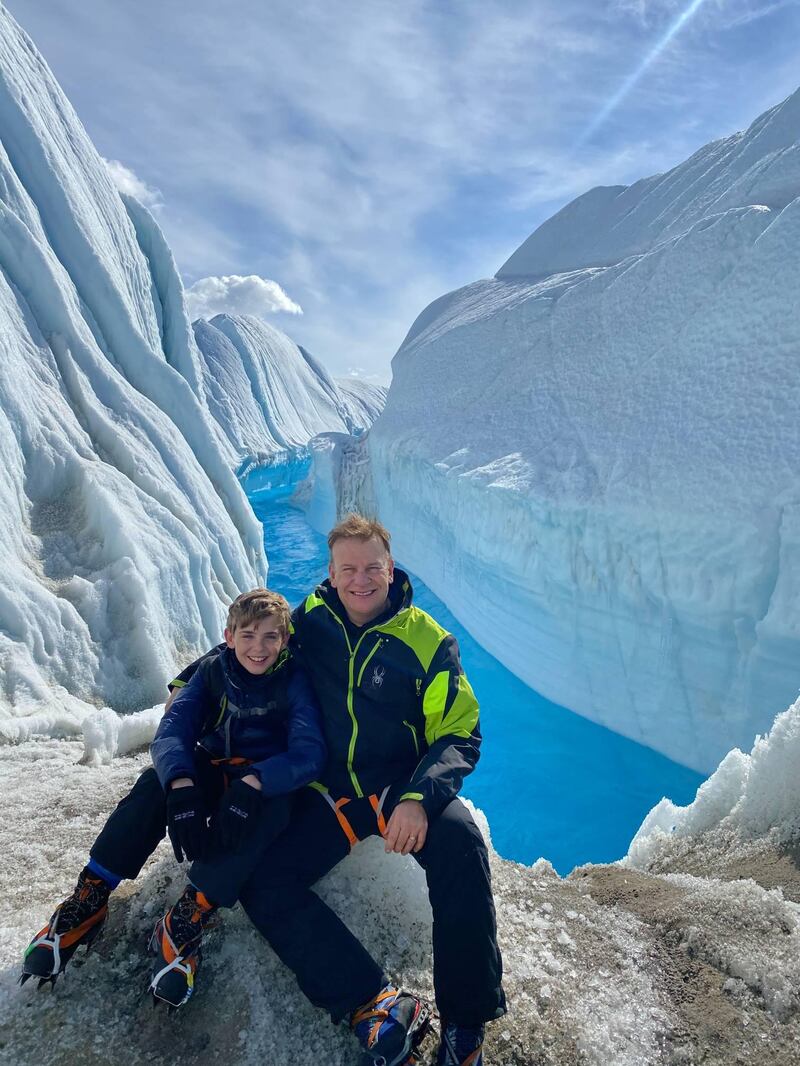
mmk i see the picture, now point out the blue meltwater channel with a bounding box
[251,498,704,875]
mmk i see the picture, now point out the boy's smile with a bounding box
[224,616,287,674]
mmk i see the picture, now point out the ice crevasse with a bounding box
[366,87,800,774]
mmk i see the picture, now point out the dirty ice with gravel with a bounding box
[1,2,800,1064]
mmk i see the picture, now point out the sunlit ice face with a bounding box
[329,535,394,627]
[225,615,288,675]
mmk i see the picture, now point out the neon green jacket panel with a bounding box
[290,570,481,812]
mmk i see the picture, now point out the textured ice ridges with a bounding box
[0,4,387,736]
[0,6,267,727]
[192,314,385,465]
[370,87,800,774]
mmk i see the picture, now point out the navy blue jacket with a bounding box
[292,570,481,813]
[150,646,325,798]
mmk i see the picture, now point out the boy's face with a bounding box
[225,615,288,675]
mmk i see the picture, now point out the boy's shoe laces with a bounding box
[164,886,216,950]
[54,869,111,934]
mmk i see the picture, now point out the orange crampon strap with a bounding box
[315,793,359,848]
[314,785,392,849]
[368,786,391,837]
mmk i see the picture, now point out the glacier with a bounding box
[1,2,800,1062]
[0,6,382,741]
[367,87,800,775]
[193,313,385,466]
[0,5,264,735]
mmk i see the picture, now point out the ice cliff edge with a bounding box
[369,87,800,774]
[0,5,264,727]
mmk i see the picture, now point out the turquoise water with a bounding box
[252,498,704,875]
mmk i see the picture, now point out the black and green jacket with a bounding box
[291,569,481,816]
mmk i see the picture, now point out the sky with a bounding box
[6,0,800,383]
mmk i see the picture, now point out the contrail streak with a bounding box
[578,0,711,145]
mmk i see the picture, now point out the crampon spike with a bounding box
[37,975,57,991]
[18,973,31,987]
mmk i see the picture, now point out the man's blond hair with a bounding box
[327,513,391,556]
[226,588,290,635]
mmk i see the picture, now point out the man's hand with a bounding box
[213,778,262,852]
[166,781,207,862]
[384,800,428,855]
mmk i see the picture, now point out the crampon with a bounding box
[148,886,216,1011]
[20,868,109,990]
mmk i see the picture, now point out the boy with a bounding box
[21,588,326,1008]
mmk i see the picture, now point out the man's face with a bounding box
[329,535,394,627]
[225,615,288,675]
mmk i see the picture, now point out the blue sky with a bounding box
[7,0,800,381]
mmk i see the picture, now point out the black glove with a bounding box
[166,784,208,862]
[213,779,262,852]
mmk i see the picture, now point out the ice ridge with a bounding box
[368,87,800,774]
[0,5,264,730]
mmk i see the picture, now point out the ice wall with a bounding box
[337,377,388,428]
[0,5,265,729]
[193,315,386,465]
[369,88,800,773]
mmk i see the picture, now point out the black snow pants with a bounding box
[238,785,506,1026]
[89,752,292,907]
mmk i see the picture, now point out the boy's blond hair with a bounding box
[226,588,291,635]
[327,513,391,556]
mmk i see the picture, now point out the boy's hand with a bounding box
[166,783,208,862]
[213,778,262,852]
[384,800,428,855]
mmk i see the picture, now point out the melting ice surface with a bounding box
[254,499,704,875]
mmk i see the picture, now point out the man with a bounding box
[238,514,505,1066]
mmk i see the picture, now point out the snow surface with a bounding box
[2,729,800,1064]
[0,6,799,1059]
[368,87,800,774]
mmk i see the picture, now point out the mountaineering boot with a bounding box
[350,984,431,1065]
[435,1021,485,1066]
[21,866,111,988]
[149,885,217,1009]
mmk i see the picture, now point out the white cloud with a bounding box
[103,158,162,209]
[185,274,303,322]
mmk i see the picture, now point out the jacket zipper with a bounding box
[403,720,419,756]
[356,638,382,687]
[322,601,385,798]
